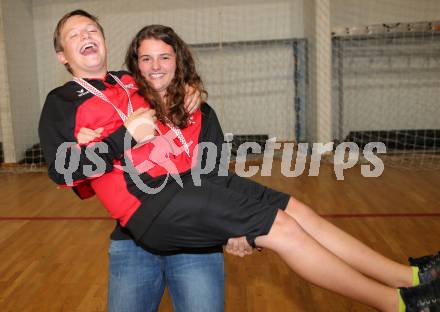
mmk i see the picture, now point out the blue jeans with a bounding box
[108,239,224,312]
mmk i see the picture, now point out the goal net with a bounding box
[0,0,439,172]
[332,20,440,169]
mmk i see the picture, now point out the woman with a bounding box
[43,18,440,311]
[122,25,440,312]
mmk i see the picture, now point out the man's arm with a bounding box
[38,91,135,187]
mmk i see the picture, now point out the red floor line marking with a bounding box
[0,213,439,221]
[321,212,440,218]
[0,216,112,221]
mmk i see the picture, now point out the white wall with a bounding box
[32,0,303,109]
[1,0,439,162]
[331,0,440,28]
[2,0,40,162]
[303,0,333,143]
[0,4,5,146]
[302,0,317,142]
[0,2,13,161]
[31,0,302,141]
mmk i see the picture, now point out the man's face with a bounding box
[57,15,107,78]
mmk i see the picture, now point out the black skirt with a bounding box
[130,173,290,252]
[124,103,290,252]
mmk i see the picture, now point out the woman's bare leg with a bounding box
[255,210,398,312]
[283,197,412,288]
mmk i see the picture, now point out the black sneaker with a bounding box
[399,278,440,312]
[409,252,440,284]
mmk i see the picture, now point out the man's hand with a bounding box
[225,236,253,257]
[184,85,202,114]
[77,127,103,144]
[124,108,157,143]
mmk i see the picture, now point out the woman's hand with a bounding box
[124,108,157,143]
[184,85,202,114]
[77,127,103,144]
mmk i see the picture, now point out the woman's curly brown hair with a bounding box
[125,25,207,128]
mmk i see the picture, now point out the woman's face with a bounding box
[137,38,177,98]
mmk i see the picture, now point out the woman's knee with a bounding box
[285,196,321,226]
[256,210,308,252]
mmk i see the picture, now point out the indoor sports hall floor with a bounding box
[0,160,439,311]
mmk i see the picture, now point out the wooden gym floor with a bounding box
[0,160,439,311]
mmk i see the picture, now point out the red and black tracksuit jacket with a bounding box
[39,71,224,254]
